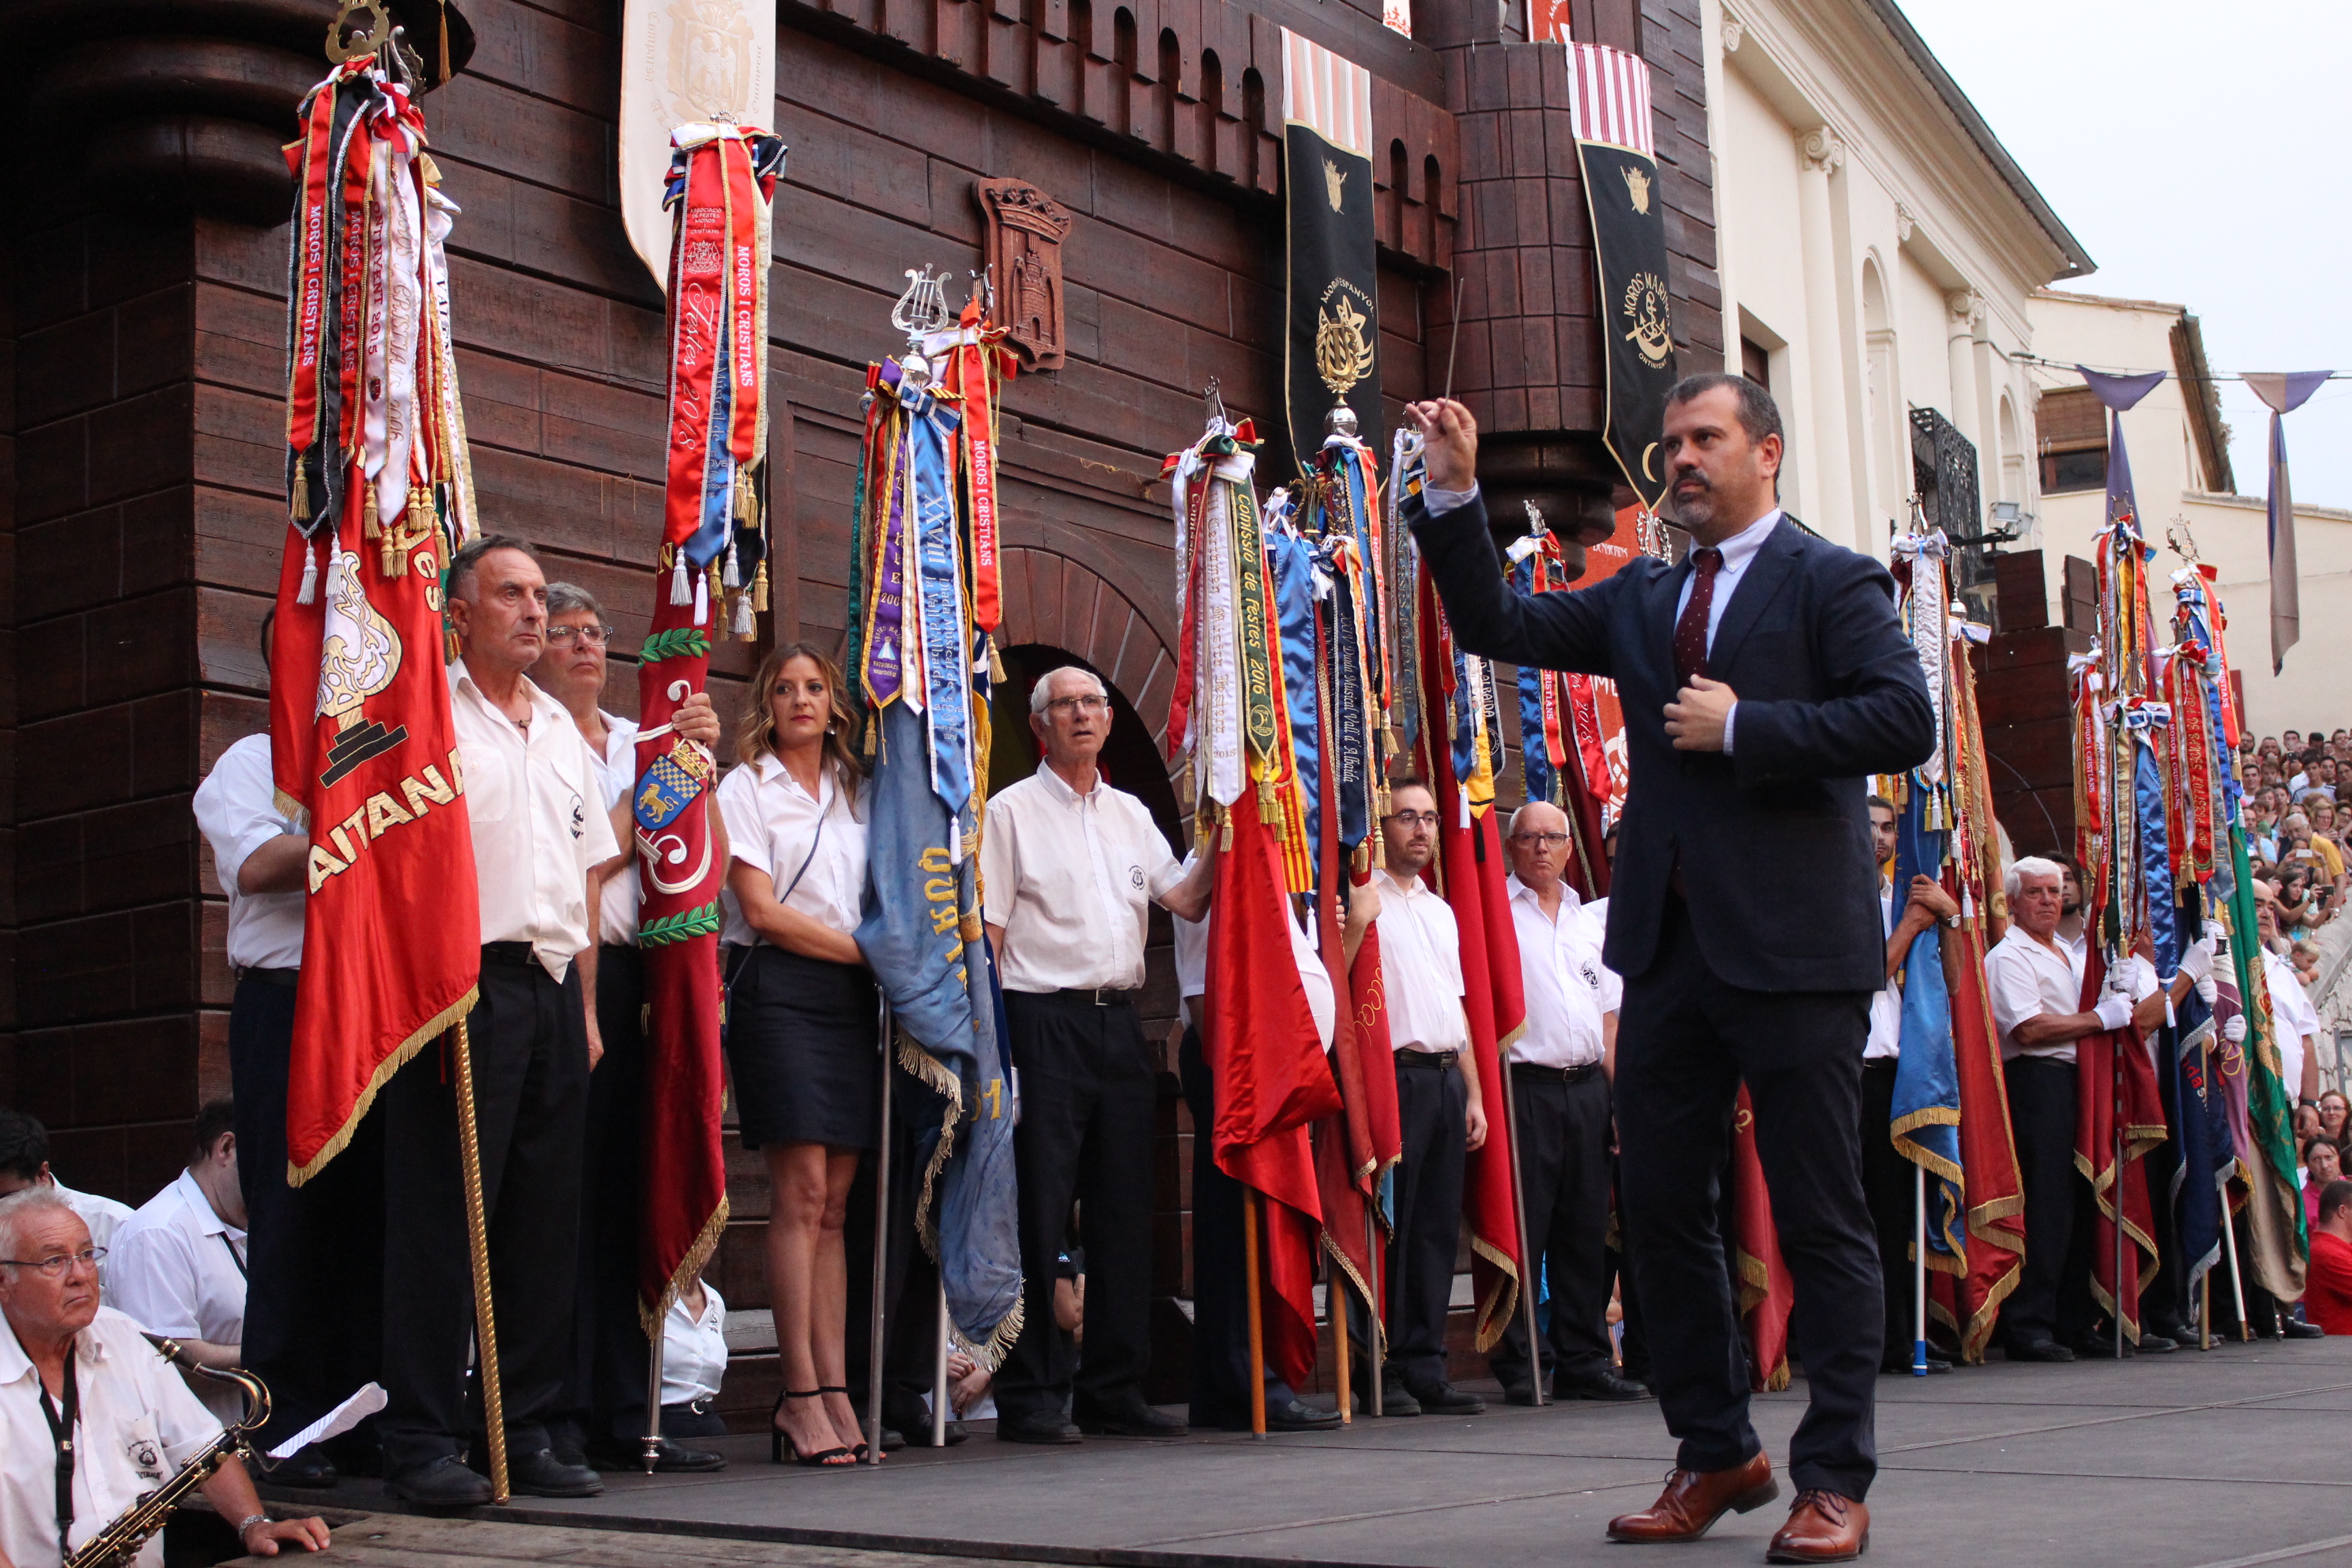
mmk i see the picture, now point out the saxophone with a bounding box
[63,1335,273,1568]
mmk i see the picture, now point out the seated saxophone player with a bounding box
[0,1190,329,1568]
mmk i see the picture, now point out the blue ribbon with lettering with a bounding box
[904,387,971,815]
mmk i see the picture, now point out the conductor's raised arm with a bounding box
[1402,399,1624,677]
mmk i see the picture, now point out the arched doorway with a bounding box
[990,644,1185,851]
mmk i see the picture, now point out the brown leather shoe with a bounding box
[1765,1488,1869,1563]
[1605,1452,1778,1543]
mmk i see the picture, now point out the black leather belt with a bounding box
[1394,1049,1460,1069]
[483,941,536,966]
[1512,1060,1603,1083]
[241,966,300,989]
[1862,1056,1899,1072]
[1048,987,1137,1007]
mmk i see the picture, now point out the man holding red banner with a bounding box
[1365,779,1488,1418]
[1405,379,1933,1565]
[378,537,620,1507]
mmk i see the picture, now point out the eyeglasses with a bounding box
[1,1247,105,1278]
[1045,695,1109,717]
[546,624,615,648]
[1385,811,1439,829]
[1509,832,1570,848]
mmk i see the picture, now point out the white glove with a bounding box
[2223,1015,2247,1044]
[2180,941,2213,987]
[2205,919,2228,947]
[2195,973,2217,1007]
[2093,994,2136,1033]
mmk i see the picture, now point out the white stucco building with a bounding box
[2027,289,2352,740]
[1701,0,2091,603]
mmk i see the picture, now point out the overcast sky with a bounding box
[1898,0,2352,510]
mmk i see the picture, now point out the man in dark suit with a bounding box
[1405,376,1933,1565]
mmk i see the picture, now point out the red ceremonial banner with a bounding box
[1205,785,1341,1388]
[1731,1087,1793,1390]
[2073,948,2166,1339]
[1417,574,1524,1350]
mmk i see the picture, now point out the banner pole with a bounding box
[2200,1270,2212,1352]
[449,1017,509,1502]
[1331,1260,1351,1426]
[2114,1052,2126,1360]
[932,1279,949,1447]
[640,1308,665,1472]
[2220,1188,2251,1341]
[1243,1189,1267,1439]
[866,998,892,1466]
[1912,1163,1928,1375]
[1497,1055,1544,1405]
[1365,1209,1382,1417]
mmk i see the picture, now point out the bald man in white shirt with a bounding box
[379,536,621,1507]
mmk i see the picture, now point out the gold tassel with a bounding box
[751,560,770,613]
[291,464,310,518]
[361,485,380,539]
[862,715,879,757]
[987,642,1006,681]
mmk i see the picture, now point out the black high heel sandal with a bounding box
[770,1390,855,1467]
[817,1386,872,1462]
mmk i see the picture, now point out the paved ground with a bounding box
[265,1337,2352,1568]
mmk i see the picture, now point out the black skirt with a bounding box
[725,944,883,1152]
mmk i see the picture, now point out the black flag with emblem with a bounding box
[1568,44,1676,509]
[1281,29,1381,478]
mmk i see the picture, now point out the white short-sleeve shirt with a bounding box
[981,767,1183,994]
[191,734,305,972]
[448,664,622,981]
[1866,885,1902,1061]
[1171,857,1335,1049]
[715,755,869,947]
[1506,876,1616,1069]
[1985,926,2086,1064]
[0,1307,226,1568]
[589,712,642,946]
[1371,867,1469,1054]
[2266,948,2321,1100]
[661,1283,729,1408]
[96,1171,247,1422]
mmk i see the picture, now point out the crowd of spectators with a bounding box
[2241,730,2352,972]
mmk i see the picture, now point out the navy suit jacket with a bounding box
[1410,491,1934,994]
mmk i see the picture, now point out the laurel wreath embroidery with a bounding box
[638,900,723,946]
[640,627,713,662]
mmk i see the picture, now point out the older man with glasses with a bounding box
[528,584,724,1473]
[1489,800,1647,1406]
[980,666,1213,1444]
[0,1188,330,1568]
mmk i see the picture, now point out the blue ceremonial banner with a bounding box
[1890,792,1963,1260]
[857,696,1024,1362]
[903,390,975,816]
[1271,521,1322,857]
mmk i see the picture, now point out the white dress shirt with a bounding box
[982,766,1183,994]
[1422,484,1774,752]
[1865,884,1902,1061]
[1506,876,1617,1068]
[1985,925,2087,1064]
[448,664,621,981]
[1370,867,1469,1052]
[588,712,641,946]
[0,1307,224,1568]
[2266,947,2321,1100]
[714,754,869,946]
[191,734,305,971]
[661,1282,730,1409]
[103,1171,247,1422]
[1171,857,1336,1047]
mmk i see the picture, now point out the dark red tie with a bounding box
[1673,546,1724,687]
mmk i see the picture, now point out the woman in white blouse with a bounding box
[715,643,874,1469]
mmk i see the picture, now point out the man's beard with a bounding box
[2061,896,2082,917]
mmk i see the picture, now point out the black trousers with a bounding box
[1490,1066,1614,1390]
[1178,1026,1297,1428]
[380,947,589,1475]
[2004,1056,2097,1346]
[555,946,652,1451]
[230,970,386,1454]
[1615,898,1880,1501]
[1386,1056,1467,1387]
[995,990,1158,1423]
[1858,1060,1916,1358]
